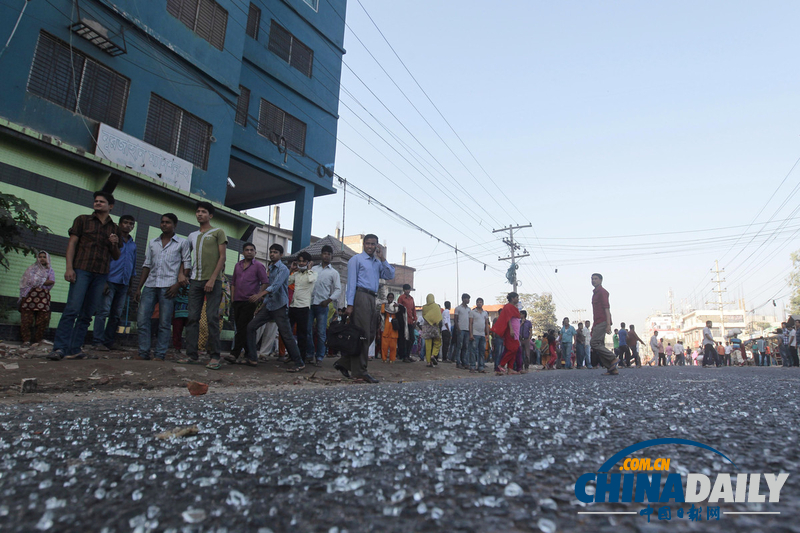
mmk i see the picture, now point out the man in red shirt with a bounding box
[397,283,416,362]
[591,273,619,375]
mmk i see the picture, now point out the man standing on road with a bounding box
[468,298,490,373]
[674,339,685,366]
[135,213,190,361]
[613,328,620,358]
[789,320,798,367]
[519,310,532,370]
[92,214,136,351]
[451,294,471,368]
[649,331,659,367]
[338,234,395,383]
[49,191,122,361]
[288,251,317,365]
[227,243,268,363]
[780,323,791,367]
[397,284,416,362]
[627,324,644,367]
[617,322,632,368]
[310,245,341,365]
[245,244,305,371]
[440,301,452,363]
[575,322,586,369]
[560,317,576,369]
[584,320,593,369]
[590,273,618,375]
[702,320,717,367]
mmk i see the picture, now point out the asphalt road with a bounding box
[0,366,798,532]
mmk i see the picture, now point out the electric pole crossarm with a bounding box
[495,224,532,293]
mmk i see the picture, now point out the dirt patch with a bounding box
[0,342,498,404]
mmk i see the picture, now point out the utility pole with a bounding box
[706,260,736,340]
[494,224,531,293]
[572,309,587,322]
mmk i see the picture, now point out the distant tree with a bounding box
[496,292,557,333]
[0,192,50,270]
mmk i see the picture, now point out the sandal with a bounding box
[286,366,305,373]
[222,354,238,364]
[206,360,222,370]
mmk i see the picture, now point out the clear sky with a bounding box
[252,0,800,329]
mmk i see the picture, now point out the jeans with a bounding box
[92,281,128,347]
[760,352,770,366]
[185,279,222,360]
[585,344,592,368]
[780,345,790,367]
[288,307,310,357]
[560,342,573,369]
[54,269,108,356]
[469,335,486,370]
[451,329,470,365]
[247,305,302,367]
[575,343,586,368]
[137,287,176,360]
[493,336,504,370]
[311,304,329,360]
[702,344,717,367]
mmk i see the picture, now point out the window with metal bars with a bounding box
[246,3,261,40]
[267,20,313,78]
[27,32,129,129]
[235,86,250,127]
[257,99,306,155]
[166,0,228,51]
[144,94,212,170]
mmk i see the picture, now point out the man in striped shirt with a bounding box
[182,202,227,369]
[134,213,190,361]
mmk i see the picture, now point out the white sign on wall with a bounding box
[95,123,193,193]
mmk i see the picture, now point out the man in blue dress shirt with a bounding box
[336,234,395,383]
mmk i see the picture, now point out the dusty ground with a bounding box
[0,341,499,404]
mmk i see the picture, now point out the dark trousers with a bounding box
[441,328,451,361]
[400,322,416,360]
[631,346,641,367]
[658,353,666,366]
[703,344,718,367]
[619,345,632,367]
[246,305,302,366]
[232,301,257,357]
[185,280,222,359]
[336,289,376,377]
[792,347,799,367]
[288,306,310,357]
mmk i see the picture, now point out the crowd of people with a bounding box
[17,192,797,383]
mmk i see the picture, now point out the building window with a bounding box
[303,0,319,11]
[167,0,228,51]
[267,20,313,78]
[258,99,306,155]
[144,94,212,170]
[235,86,250,127]
[27,32,129,129]
[246,3,261,40]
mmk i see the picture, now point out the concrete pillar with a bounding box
[291,185,314,253]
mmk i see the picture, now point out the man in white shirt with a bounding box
[440,301,452,364]
[583,320,592,369]
[468,298,490,372]
[288,252,317,365]
[309,245,341,365]
[451,293,471,368]
[649,331,659,367]
[702,320,717,367]
[674,340,685,366]
[789,321,798,367]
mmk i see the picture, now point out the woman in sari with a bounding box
[492,293,521,374]
[420,294,442,367]
[545,330,558,369]
[18,251,55,345]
